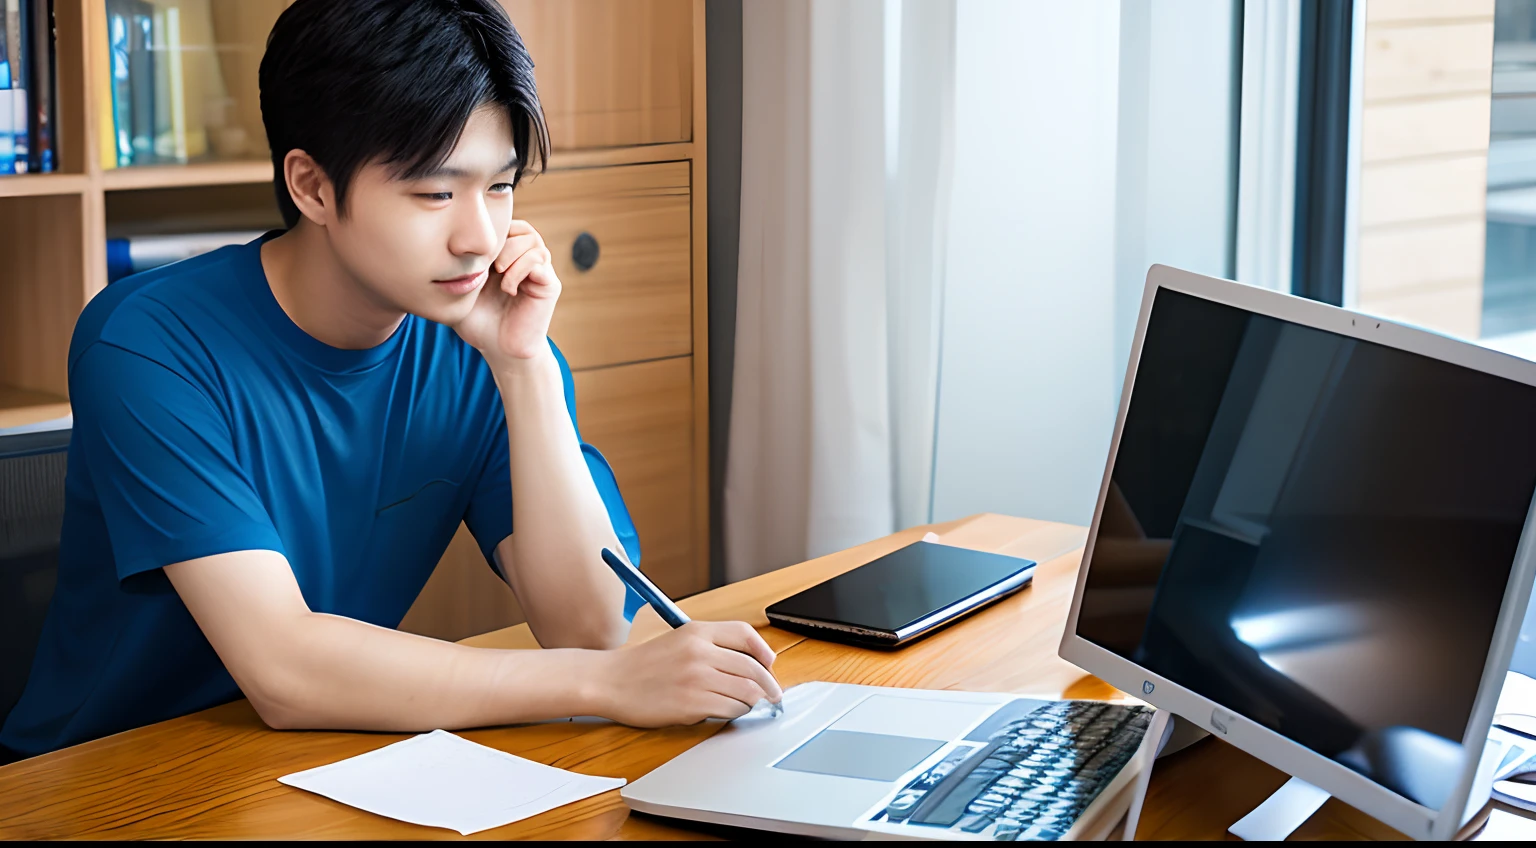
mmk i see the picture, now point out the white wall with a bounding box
[1120,0,1240,369]
[930,0,1239,527]
[930,0,1124,526]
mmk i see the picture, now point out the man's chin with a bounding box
[404,294,478,328]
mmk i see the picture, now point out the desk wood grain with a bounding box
[0,514,1409,840]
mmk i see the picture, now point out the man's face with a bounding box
[326,105,518,326]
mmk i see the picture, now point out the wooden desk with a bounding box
[0,514,1407,840]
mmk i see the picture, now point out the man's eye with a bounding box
[416,192,452,201]
[489,182,514,195]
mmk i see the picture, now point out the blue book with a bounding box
[0,0,14,174]
[26,0,55,172]
[11,0,31,172]
[104,0,156,166]
[106,231,266,284]
[106,0,131,165]
[125,1,153,164]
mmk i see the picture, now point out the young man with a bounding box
[0,0,779,760]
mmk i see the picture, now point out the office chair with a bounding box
[0,426,69,766]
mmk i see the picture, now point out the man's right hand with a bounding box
[590,621,784,727]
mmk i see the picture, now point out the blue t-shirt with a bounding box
[0,234,643,757]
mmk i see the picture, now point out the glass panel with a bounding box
[1483,0,1536,337]
[98,0,286,168]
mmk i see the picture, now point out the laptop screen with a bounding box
[1074,287,1536,809]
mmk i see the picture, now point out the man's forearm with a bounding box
[255,610,611,731]
[493,347,630,649]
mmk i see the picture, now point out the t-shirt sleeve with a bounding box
[71,342,287,591]
[463,339,646,621]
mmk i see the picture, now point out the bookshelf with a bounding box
[0,0,712,636]
[0,0,290,428]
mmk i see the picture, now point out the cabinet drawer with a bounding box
[574,356,701,597]
[516,163,692,370]
[500,0,693,148]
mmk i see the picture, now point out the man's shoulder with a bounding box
[70,244,253,376]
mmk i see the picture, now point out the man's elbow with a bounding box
[252,699,306,731]
[589,616,631,650]
[244,667,321,731]
[542,612,630,651]
[573,615,631,650]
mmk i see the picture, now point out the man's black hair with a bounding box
[259,0,550,228]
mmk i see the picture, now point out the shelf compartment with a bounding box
[0,194,87,410]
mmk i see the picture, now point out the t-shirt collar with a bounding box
[241,231,408,375]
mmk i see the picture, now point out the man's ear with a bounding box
[283,149,334,227]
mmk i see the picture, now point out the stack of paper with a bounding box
[279,729,625,836]
[1493,672,1536,814]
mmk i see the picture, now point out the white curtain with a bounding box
[724,0,956,582]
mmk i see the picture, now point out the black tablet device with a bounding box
[764,542,1037,648]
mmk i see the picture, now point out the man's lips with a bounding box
[432,268,488,295]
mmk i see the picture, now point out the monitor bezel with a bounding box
[1057,264,1536,841]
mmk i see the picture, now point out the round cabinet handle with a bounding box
[572,232,600,272]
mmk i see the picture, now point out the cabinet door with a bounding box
[514,163,693,370]
[500,0,694,149]
[398,523,522,643]
[575,356,701,598]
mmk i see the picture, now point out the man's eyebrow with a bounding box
[416,153,521,180]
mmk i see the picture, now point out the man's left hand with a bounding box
[454,219,560,362]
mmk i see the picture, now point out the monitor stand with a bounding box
[1119,710,1507,841]
[1120,710,1207,840]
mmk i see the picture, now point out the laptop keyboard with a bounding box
[887,700,1152,841]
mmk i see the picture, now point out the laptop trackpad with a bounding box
[831,695,996,740]
[776,731,943,781]
[772,695,995,782]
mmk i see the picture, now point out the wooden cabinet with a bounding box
[398,1,709,642]
[574,357,697,598]
[501,0,694,149]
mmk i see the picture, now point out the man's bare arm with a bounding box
[492,348,631,650]
[165,550,607,731]
[164,550,780,731]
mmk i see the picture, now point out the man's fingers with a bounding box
[493,233,542,274]
[704,664,771,713]
[498,249,551,295]
[702,693,754,722]
[712,646,783,703]
[708,621,776,671]
[522,258,560,296]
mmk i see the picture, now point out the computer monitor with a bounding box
[1059,265,1536,841]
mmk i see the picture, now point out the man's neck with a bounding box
[260,223,407,351]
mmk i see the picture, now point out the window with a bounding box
[1345,0,1536,356]
[1484,0,1536,339]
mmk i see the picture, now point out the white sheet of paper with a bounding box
[1475,807,1536,841]
[278,729,625,836]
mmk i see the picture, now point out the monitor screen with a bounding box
[1075,288,1536,810]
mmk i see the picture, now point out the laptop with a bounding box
[621,681,1160,840]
